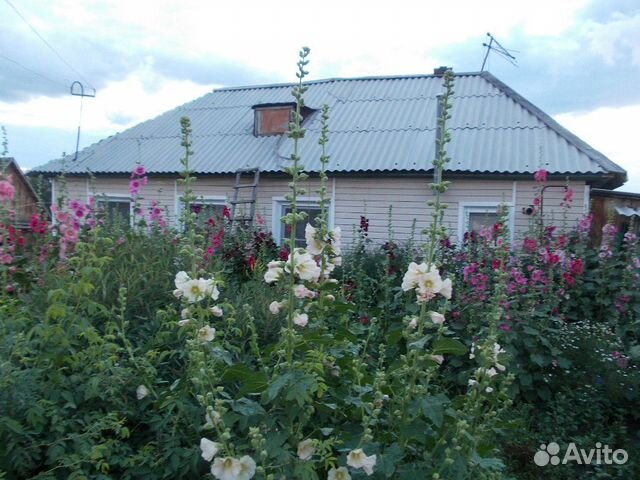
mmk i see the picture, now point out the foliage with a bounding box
[0,50,638,480]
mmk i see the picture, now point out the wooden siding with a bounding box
[3,163,39,225]
[58,175,587,246]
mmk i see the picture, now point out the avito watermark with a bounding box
[534,442,628,467]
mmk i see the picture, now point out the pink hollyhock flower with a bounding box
[570,258,584,275]
[563,188,574,204]
[534,169,549,182]
[602,223,618,238]
[133,165,146,177]
[129,179,141,196]
[0,177,16,202]
[523,238,537,252]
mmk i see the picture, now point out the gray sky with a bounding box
[1,0,639,191]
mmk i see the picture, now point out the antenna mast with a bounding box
[70,81,96,161]
[481,32,518,71]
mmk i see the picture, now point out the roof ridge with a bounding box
[213,71,485,92]
[479,72,627,181]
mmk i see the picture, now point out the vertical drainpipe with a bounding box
[50,177,56,225]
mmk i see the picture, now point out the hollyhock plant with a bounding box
[0,175,15,202]
[328,467,351,480]
[200,438,221,462]
[534,169,548,182]
[346,448,377,475]
[297,438,315,460]
[173,271,219,303]
[284,248,321,282]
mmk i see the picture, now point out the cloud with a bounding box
[555,103,640,193]
[0,1,267,103]
[433,4,640,114]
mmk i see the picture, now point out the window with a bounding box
[458,202,513,242]
[96,196,131,225]
[177,196,227,229]
[273,198,330,247]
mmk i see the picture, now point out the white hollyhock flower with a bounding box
[431,355,444,365]
[330,227,342,256]
[198,325,216,343]
[325,294,335,301]
[417,269,443,300]
[486,367,498,377]
[305,224,325,255]
[440,277,453,299]
[485,387,494,393]
[177,319,190,327]
[286,249,321,282]
[211,306,223,317]
[347,448,377,476]
[175,271,189,290]
[327,467,351,480]
[181,308,190,319]
[468,379,477,386]
[297,438,315,460]
[401,262,429,291]
[408,317,418,329]
[174,272,219,303]
[264,261,283,283]
[294,284,316,299]
[269,301,281,314]
[237,455,256,480]
[493,343,507,371]
[293,312,308,327]
[136,384,149,400]
[211,457,241,480]
[200,438,220,461]
[430,312,445,325]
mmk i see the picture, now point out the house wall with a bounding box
[4,163,39,225]
[56,174,587,246]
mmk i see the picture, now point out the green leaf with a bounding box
[432,338,467,356]
[471,452,505,470]
[232,398,265,416]
[265,372,295,403]
[285,375,318,407]
[421,393,449,428]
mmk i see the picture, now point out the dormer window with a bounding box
[252,103,314,136]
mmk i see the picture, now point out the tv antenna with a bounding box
[481,32,518,71]
[70,81,96,161]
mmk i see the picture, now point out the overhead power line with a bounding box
[3,0,95,89]
[0,52,68,90]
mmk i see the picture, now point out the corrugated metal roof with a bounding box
[615,206,640,217]
[32,72,627,186]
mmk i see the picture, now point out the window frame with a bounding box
[457,201,514,244]
[94,194,133,226]
[175,195,227,228]
[272,196,334,246]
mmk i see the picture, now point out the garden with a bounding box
[0,50,639,480]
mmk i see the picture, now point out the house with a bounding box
[31,70,627,246]
[1,157,40,227]
[590,189,640,244]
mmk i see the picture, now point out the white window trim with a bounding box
[457,201,514,244]
[94,193,134,226]
[272,196,334,246]
[175,195,227,227]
